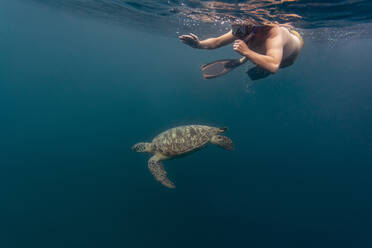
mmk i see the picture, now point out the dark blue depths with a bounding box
[0,1,371,248]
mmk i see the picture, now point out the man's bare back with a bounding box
[248,26,302,67]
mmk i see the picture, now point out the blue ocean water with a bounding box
[1,0,372,247]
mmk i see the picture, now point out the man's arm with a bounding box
[179,30,236,50]
[199,30,237,49]
[233,30,284,73]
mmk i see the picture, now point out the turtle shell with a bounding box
[152,125,216,156]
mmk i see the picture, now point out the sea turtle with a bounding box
[132,125,234,188]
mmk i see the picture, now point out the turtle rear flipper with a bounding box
[211,135,234,151]
[148,156,175,189]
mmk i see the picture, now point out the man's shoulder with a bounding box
[268,25,294,41]
[266,26,282,39]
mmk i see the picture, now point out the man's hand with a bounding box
[178,33,201,49]
[233,39,250,56]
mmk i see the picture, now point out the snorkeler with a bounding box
[178,21,303,80]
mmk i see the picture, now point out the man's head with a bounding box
[231,19,260,39]
[232,19,276,39]
[232,23,255,38]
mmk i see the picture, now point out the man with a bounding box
[178,22,303,80]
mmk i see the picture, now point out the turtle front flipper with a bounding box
[148,155,175,189]
[211,135,234,151]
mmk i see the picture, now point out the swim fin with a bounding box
[246,66,272,81]
[201,56,248,79]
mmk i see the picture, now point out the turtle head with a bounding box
[132,142,152,153]
[211,135,234,151]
